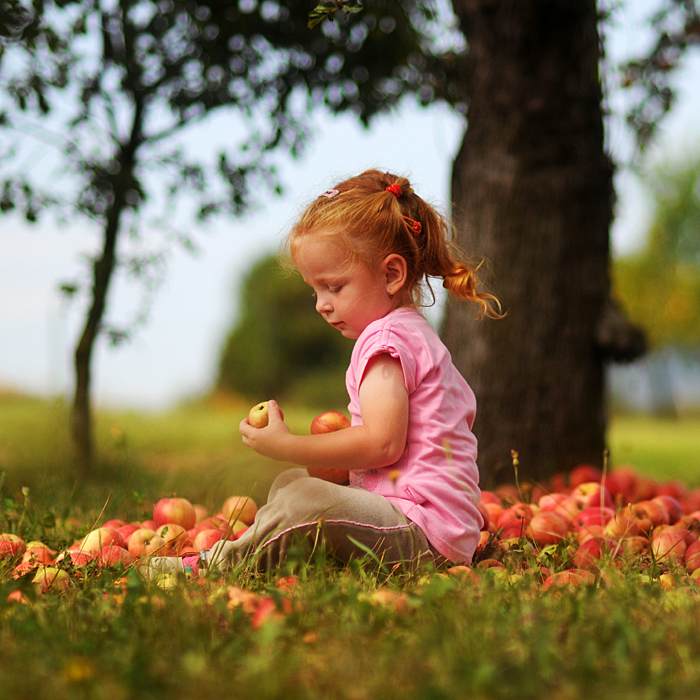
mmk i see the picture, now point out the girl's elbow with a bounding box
[376,438,405,468]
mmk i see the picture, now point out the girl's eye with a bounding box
[328,285,342,293]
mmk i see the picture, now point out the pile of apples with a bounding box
[474,463,700,586]
[0,494,258,594]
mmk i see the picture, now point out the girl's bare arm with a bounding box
[239,353,408,471]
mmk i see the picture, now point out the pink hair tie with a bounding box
[385,184,402,198]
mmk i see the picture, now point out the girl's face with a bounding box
[293,237,397,339]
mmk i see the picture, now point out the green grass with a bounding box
[3,394,700,699]
[607,414,700,486]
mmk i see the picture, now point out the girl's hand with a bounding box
[239,400,292,460]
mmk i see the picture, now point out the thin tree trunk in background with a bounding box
[443,0,614,484]
[71,202,122,476]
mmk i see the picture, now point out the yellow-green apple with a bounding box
[570,482,614,510]
[651,526,688,562]
[0,533,25,560]
[247,401,284,428]
[222,496,258,525]
[128,528,167,558]
[194,528,223,551]
[652,495,684,524]
[568,464,602,487]
[98,545,134,567]
[684,540,700,573]
[526,511,569,545]
[307,410,352,485]
[153,497,196,530]
[32,565,71,593]
[193,504,209,525]
[156,523,188,554]
[80,527,124,554]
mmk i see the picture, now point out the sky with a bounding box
[1,2,700,411]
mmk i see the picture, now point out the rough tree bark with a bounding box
[442,0,644,485]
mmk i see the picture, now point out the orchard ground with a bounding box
[2,392,700,700]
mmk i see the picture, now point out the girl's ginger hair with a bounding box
[288,169,503,319]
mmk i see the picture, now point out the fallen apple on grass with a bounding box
[127,528,168,559]
[153,497,197,530]
[0,533,26,560]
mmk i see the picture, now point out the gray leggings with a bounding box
[213,468,444,571]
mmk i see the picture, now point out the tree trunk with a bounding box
[71,202,122,477]
[443,0,615,485]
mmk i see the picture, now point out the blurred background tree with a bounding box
[0,0,465,476]
[614,156,700,416]
[216,254,352,408]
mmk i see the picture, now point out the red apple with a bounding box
[98,545,134,567]
[153,497,197,530]
[480,491,502,507]
[656,480,686,501]
[631,500,669,534]
[538,493,569,512]
[497,504,533,539]
[21,543,55,566]
[570,482,614,510]
[604,512,640,539]
[651,526,688,562]
[194,528,223,551]
[116,523,142,545]
[141,519,158,530]
[55,549,97,566]
[156,523,188,554]
[103,519,126,530]
[127,528,167,558]
[541,569,594,591]
[573,537,604,570]
[477,502,490,531]
[684,541,700,573]
[527,511,569,545]
[0,533,25,560]
[572,506,615,530]
[221,496,258,525]
[652,495,684,525]
[80,527,124,554]
[310,410,351,434]
[193,504,209,525]
[307,466,350,485]
[569,464,602,487]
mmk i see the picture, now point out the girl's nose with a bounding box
[315,293,332,314]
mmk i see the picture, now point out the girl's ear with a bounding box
[382,254,408,297]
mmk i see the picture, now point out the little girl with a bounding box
[211,169,502,572]
[141,169,500,579]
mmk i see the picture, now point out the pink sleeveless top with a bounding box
[346,307,482,563]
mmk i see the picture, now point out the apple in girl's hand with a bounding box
[307,410,352,485]
[248,401,285,429]
[310,411,351,434]
[153,497,197,530]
